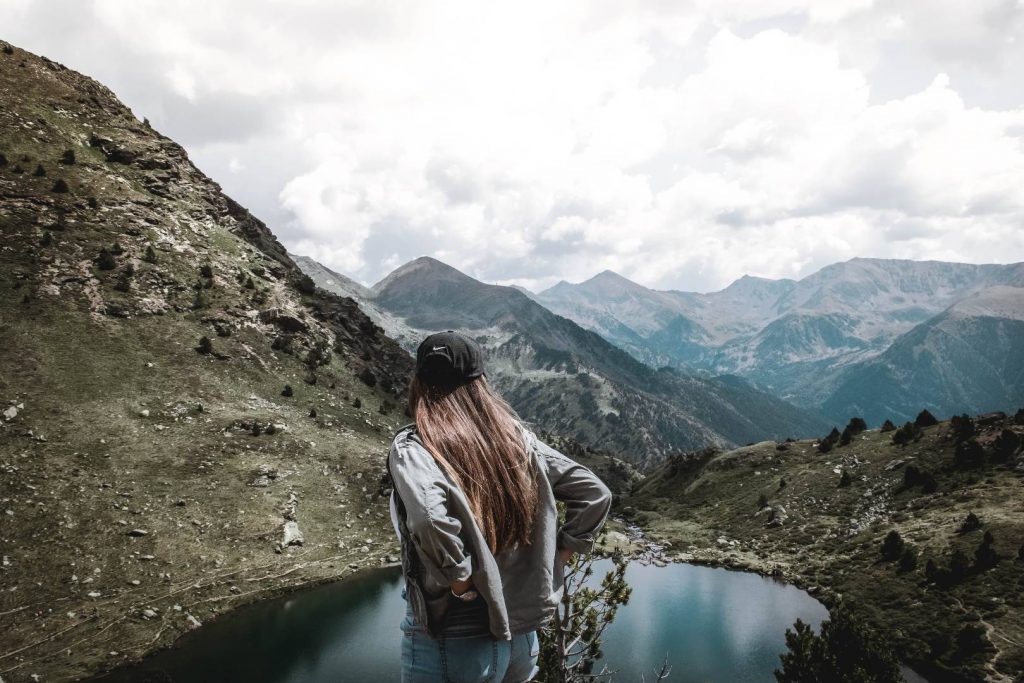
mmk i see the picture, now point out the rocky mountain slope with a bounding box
[625,410,1024,682]
[538,258,1024,423]
[823,287,1024,425]
[299,255,831,465]
[0,41,414,682]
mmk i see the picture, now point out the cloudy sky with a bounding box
[4,0,1024,292]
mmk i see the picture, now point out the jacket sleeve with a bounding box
[388,438,473,583]
[534,434,613,555]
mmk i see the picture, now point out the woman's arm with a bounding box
[535,436,613,556]
[389,439,474,586]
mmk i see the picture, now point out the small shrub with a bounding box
[949,549,971,582]
[109,242,124,256]
[955,623,993,658]
[838,470,852,488]
[892,422,922,446]
[200,263,214,278]
[954,438,985,469]
[52,178,69,193]
[195,336,213,355]
[12,164,24,174]
[40,232,54,247]
[758,493,769,509]
[958,512,982,534]
[143,244,158,263]
[33,163,46,177]
[294,274,316,295]
[281,384,294,397]
[974,531,999,571]
[847,417,867,433]
[880,419,896,433]
[244,275,255,289]
[2,44,12,55]
[96,248,116,271]
[1014,408,1024,425]
[309,407,318,418]
[915,409,938,427]
[818,438,833,454]
[87,196,99,209]
[352,397,362,409]
[60,149,76,165]
[950,414,975,443]
[899,546,918,572]
[839,427,852,446]
[992,429,1021,459]
[113,271,132,292]
[881,530,904,561]
[192,288,208,310]
[0,152,6,166]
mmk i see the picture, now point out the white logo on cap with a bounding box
[432,346,447,351]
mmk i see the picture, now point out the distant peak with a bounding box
[371,255,473,294]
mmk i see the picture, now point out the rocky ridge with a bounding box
[0,40,413,682]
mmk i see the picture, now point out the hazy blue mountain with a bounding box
[297,255,831,463]
[821,285,1024,425]
[538,258,1024,422]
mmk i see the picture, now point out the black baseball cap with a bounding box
[415,330,485,386]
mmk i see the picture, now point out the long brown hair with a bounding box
[409,374,538,554]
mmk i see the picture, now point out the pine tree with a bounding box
[958,512,981,534]
[536,551,633,682]
[899,546,918,572]
[974,531,999,571]
[96,248,116,271]
[881,530,904,561]
[33,163,46,177]
[60,149,76,164]
[880,419,896,433]
[914,409,938,427]
[775,607,900,683]
[838,470,852,488]
[195,336,213,355]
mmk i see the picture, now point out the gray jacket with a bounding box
[387,422,612,640]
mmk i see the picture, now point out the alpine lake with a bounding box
[93,559,927,682]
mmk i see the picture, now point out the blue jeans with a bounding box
[400,600,540,682]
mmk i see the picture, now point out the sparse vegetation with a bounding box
[96,247,117,271]
[195,335,213,355]
[52,177,69,192]
[60,148,76,164]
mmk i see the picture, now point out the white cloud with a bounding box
[2,0,1023,292]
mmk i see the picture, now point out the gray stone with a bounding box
[281,520,304,547]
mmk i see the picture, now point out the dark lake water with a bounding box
[96,560,839,682]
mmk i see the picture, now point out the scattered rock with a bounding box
[281,521,304,547]
[2,406,17,421]
[185,614,202,630]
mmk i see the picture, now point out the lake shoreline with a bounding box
[610,520,936,683]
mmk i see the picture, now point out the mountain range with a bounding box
[535,258,1024,424]
[297,255,831,464]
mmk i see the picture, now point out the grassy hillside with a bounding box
[0,40,413,682]
[625,412,1024,682]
